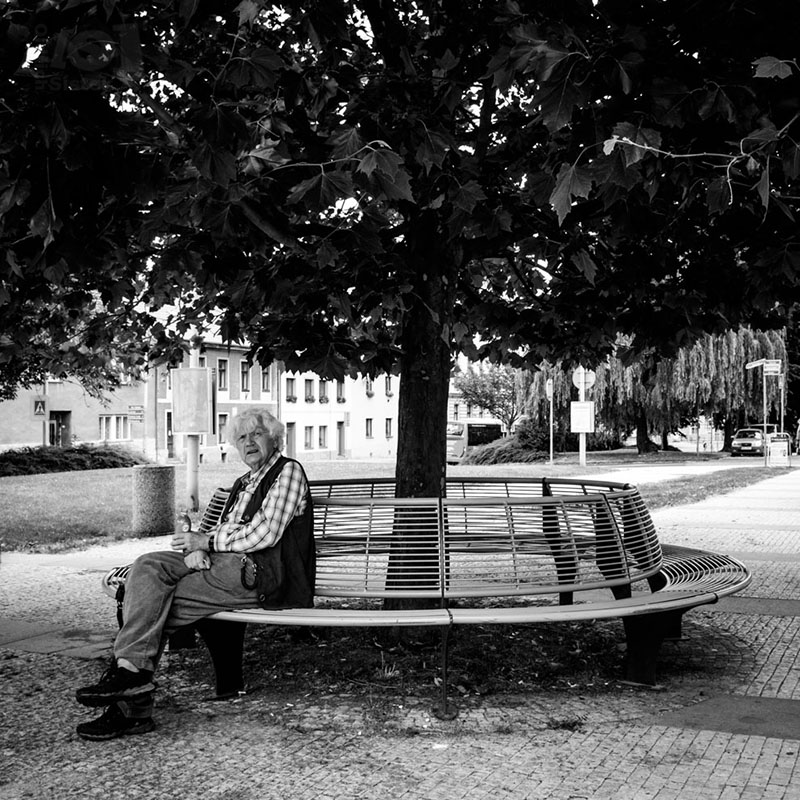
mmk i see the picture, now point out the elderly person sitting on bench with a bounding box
[74,406,314,741]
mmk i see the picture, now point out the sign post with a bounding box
[172,358,213,511]
[33,394,48,447]
[571,367,596,467]
[545,378,554,466]
[746,359,782,467]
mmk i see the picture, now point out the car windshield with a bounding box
[736,430,760,439]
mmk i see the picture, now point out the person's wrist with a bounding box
[207,534,215,553]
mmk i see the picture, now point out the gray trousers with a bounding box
[112,550,259,718]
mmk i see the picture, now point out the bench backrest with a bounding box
[312,491,662,601]
[197,478,662,602]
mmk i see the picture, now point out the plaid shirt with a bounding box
[209,452,308,554]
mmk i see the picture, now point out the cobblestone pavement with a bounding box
[1,463,799,799]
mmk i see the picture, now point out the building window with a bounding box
[218,359,228,391]
[453,403,459,420]
[261,367,271,393]
[365,376,374,397]
[336,380,345,403]
[218,413,228,445]
[319,380,329,403]
[305,378,315,402]
[366,418,373,438]
[466,403,473,417]
[240,361,251,393]
[385,376,393,396]
[99,415,130,441]
[286,377,297,402]
[304,426,314,449]
[319,425,328,449]
[385,418,393,438]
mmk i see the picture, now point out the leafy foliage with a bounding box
[524,328,788,451]
[0,444,147,477]
[2,0,800,488]
[452,362,524,430]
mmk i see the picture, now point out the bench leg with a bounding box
[431,624,459,721]
[195,619,248,698]
[622,609,685,685]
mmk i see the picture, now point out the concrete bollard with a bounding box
[132,464,176,536]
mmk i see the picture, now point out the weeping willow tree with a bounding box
[524,328,787,453]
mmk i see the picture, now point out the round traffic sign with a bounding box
[572,367,596,390]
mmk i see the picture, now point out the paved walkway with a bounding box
[1,462,799,799]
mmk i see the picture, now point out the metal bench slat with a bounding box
[210,606,452,627]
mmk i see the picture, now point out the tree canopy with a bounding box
[2,0,800,489]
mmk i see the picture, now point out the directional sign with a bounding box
[764,359,781,375]
[572,367,596,390]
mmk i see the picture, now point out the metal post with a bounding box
[762,369,768,468]
[546,378,554,466]
[186,350,201,512]
[578,367,587,468]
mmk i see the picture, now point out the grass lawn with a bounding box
[0,451,792,552]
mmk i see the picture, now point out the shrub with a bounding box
[463,418,625,465]
[463,437,548,465]
[0,445,148,476]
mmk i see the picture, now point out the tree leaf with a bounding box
[610,122,662,166]
[549,163,593,224]
[536,79,587,132]
[357,148,404,179]
[328,127,366,159]
[756,169,770,212]
[286,170,355,207]
[372,168,415,203]
[571,250,598,286]
[753,56,793,80]
[451,180,487,213]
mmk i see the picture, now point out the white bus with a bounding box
[446,419,503,463]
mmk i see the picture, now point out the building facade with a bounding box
[0,341,401,464]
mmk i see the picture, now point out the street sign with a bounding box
[570,401,595,433]
[172,369,213,433]
[545,378,553,400]
[128,404,145,421]
[763,359,781,375]
[572,367,596,390]
[33,397,47,417]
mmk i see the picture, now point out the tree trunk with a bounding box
[635,407,655,454]
[395,216,453,499]
[385,213,454,612]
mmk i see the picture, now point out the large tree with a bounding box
[2,0,800,493]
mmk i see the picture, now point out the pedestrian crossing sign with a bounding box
[33,398,47,417]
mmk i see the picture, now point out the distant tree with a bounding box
[452,363,524,432]
[525,328,787,453]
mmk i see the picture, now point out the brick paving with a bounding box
[0,463,799,799]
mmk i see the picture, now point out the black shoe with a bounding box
[76,704,155,741]
[76,661,156,707]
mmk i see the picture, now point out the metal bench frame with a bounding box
[103,477,751,719]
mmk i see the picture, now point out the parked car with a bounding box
[731,428,766,456]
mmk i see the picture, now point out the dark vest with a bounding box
[223,456,315,609]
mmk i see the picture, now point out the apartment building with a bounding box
[0,340,401,463]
